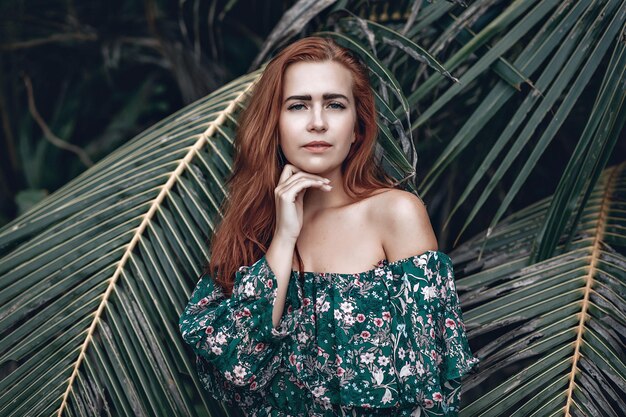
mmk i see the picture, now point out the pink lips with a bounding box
[303,143,332,153]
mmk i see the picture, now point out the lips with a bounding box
[304,141,331,147]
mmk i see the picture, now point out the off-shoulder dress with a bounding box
[179,250,480,416]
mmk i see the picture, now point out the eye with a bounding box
[287,103,306,111]
[328,102,346,109]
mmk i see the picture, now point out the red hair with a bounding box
[206,36,399,296]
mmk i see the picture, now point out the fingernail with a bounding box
[324,178,331,183]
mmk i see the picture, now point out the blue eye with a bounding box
[286,102,346,111]
[329,102,345,109]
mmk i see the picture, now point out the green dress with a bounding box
[179,250,480,416]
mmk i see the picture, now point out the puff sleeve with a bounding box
[179,255,303,395]
[385,250,480,416]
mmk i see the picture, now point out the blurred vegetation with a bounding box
[0,0,299,226]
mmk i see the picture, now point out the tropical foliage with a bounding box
[1,0,624,416]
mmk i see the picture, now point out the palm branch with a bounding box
[450,162,626,416]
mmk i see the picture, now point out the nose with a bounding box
[307,104,327,132]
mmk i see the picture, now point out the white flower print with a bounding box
[381,388,393,404]
[360,352,375,364]
[244,282,255,297]
[340,301,355,314]
[398,346,406,359]
[377,356,390,366]
[421,284,438,301]
[373,369,384,385]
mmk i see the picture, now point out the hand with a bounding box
[273,164,332,242]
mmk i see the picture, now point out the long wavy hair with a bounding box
[206,36,401,297]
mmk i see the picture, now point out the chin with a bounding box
[291,160,334,173]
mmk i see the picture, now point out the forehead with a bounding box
[282,61,353,95]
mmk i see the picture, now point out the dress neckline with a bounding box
[290,249,443,277]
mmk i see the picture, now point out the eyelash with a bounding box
[287,102,346,111]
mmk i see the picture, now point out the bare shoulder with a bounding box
[367,189,438,262]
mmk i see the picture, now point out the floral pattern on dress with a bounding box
[179,250,479,417]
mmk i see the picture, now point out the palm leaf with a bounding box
[450,162,626,416]
[0,70,263,417]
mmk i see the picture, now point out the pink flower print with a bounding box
[267,278,273,289]
[337,367,345,377]
[241,307,251,317]
[289,352,297,366]
[360,352,375,364]
[303,297,311,307]
[361,330,371,339]
[233,365,247,381]
[287,305,293,313]
[205,325,214,334]
[445,318,456,329]
[356,313,366,323]
[311,313,316,323]
[336,355,343,366]
[297,332,309,344]
[382,311,391,321]
[374,318,384,327]
[296,361,303,372]
[198,298,208,307]
[211,346,223,355]
[254,342,266,351]
[430,328,436,339]
[317,346,324,356]
[215,332,227,345]
[415,360,425,376]
[433,392,443,401]
[311,386,327,397]
[424,398,434,408]
[250,381,257,390]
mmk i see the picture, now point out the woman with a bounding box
[179,36,479,417]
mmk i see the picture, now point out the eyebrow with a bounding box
[285,93,350,103]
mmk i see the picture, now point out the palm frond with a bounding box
[450,162,626,416]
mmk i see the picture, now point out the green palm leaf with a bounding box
[0,70,263,417]
[451,162,626,416]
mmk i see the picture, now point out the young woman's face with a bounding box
[278,60,357,175]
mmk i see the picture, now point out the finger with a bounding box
[280,171,330,189]
[278,163,299,185]
[281,178,332,202]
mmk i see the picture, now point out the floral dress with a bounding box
[179,250,480,417]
